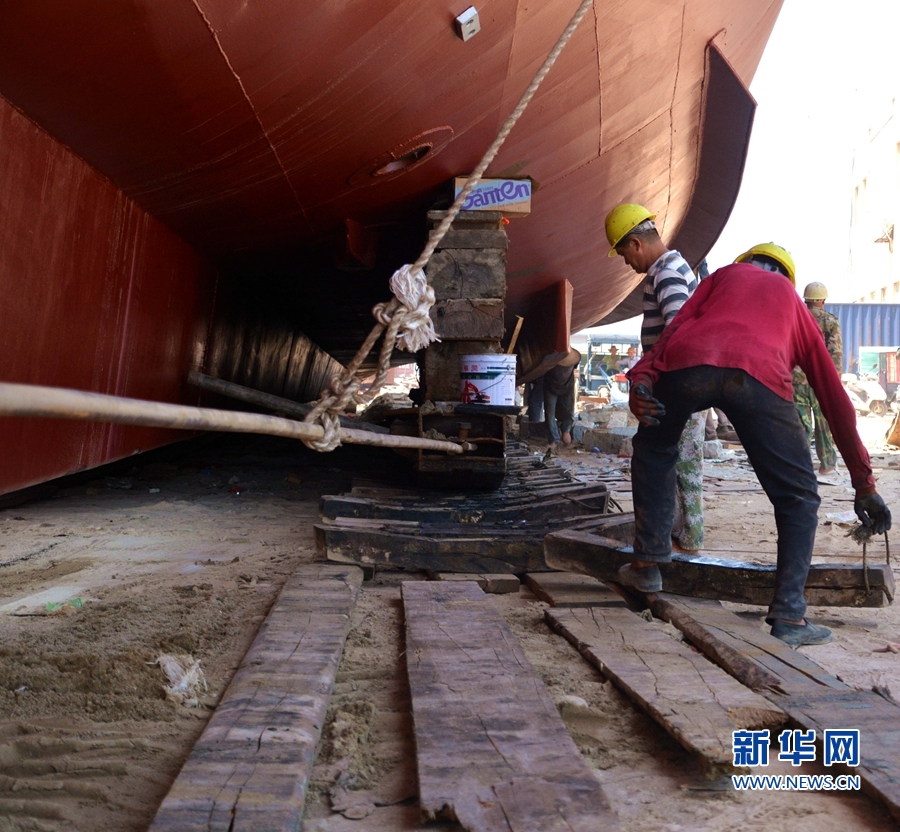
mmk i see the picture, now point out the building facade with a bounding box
[849,97,900,302]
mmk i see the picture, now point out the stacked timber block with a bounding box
[422,209,507,401]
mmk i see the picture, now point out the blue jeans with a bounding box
[544,383,575,444]
[631,366,819,623]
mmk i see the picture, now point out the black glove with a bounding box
[854,492,892,535]
[629,382,665,427]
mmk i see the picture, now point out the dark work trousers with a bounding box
[631,366,820,623]
[544,379,575,444]
[525,377,545,422]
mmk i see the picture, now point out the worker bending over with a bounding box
[619,253,890,647]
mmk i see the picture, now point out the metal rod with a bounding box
[0,382,466,454]
[186,371,388,434]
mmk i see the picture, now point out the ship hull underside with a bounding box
[0,0,781,493]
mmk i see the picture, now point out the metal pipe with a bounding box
[186,371,389,434]
[0,382,466,454]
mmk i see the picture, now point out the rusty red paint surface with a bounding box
[0,1,782,331]
[0,96,215,493]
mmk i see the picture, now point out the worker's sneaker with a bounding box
[616,563,663,593]
[770,619,833,647]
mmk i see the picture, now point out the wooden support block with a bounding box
[402,581,618,829]
[431,298,505,340]
[316,519,545,573]
[429,572,521,594]
[319,484,608,524]
[434,228,509,251]
[650,594,900,822]
[316,514,636,576]
[426,249,508,299]
[524,572,626,607]
[428,209,505,228]
[546,606,786,773]
[149,564,363,832]
[544,529,894,607]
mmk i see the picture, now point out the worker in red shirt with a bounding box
[618,252,891,647]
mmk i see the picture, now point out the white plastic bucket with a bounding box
[460,354,517,405]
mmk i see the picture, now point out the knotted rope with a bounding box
[303,0,595,451]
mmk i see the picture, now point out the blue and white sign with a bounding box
[454,177,532,214]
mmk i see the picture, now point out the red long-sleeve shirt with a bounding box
[630,263,875,494]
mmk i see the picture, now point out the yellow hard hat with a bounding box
[803,281,828,300]
[605,203,656,257]
[734,242,796,286]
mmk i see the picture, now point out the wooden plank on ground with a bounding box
[429,572,521,594]
[149,564,363,832]
[546,607,786,773]
[544,529,894,607]
[650,595,850,694]
[402,581,618,830]
[525,572,627,608]
[649,594,900,821]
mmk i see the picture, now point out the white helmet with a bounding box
[803,281,828,301]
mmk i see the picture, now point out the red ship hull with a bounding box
[0,0,782,493]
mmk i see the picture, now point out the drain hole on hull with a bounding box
[375,145,432,176]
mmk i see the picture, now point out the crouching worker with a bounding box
[619,254,891,647]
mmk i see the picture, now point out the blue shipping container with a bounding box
[824,303,900,373]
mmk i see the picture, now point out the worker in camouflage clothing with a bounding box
[793,281,842,475]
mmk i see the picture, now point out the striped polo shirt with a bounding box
[641,250,698,349]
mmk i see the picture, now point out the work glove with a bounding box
[629,382,665,427]
[854,491,892,535]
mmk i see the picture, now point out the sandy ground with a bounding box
[2,415,900,831]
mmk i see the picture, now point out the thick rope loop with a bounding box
[301,0,594,451]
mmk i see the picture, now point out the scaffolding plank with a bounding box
[402,581,618,830]
[544,529,893,607]
[149,564,363,832]
[525,572,627,608]
[651,594,900,821]
[546,607,785,773]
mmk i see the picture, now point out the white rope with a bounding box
[388,265,439,353]
[303,0,595,451]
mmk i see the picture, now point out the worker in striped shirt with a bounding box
[605,203,702,553]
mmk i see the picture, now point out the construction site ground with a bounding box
[2,413,900,831]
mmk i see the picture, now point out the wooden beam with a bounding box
[319,484,609,523]
[428,572,521,594]
[544,530,894,607]
[317,514,636,575]
[402,581,618,829]
[525,572,628,608]
[506,316,524,354]
[546,606,786,774]
[149,564,363,832]
[650,595,900,822]
[317,519,546,574]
